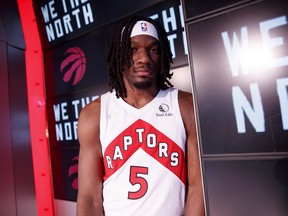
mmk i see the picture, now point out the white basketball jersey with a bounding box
[100,88,186,216]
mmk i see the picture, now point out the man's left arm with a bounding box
[178,90,205,216]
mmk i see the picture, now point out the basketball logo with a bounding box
[60,47,86,85]
[141,22,148,32]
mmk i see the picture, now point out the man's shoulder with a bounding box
[77,96,101,144]
[178,89,193,99]
[79,97,101,121]
[160,87,193,103]
[177,89,194,113]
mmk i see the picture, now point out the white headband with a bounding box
[130,20,159,40]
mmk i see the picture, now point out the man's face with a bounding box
[122,35,161,90]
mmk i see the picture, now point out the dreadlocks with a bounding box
[106,15,174,98]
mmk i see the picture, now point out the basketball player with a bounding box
[76,15,205,216]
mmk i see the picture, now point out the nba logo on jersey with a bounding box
[141,22,148,32]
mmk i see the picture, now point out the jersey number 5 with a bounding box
[128,166,148,199]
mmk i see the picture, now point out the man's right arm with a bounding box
[76,98,104,216]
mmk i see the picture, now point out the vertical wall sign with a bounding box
[188,0,288,154]
[185,0,288,215]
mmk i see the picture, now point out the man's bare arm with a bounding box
[179,90,205,216]
[76,99,104,216]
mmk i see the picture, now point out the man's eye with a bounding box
[130,48,137,53]
[150,48,159,54]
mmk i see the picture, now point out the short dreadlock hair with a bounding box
[106,15,174,98]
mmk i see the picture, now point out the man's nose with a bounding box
[136,49,150,64]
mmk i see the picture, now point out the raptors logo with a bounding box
[68,156,79,190]
[60,47,86,85]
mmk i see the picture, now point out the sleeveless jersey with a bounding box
[100,88,186,216]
